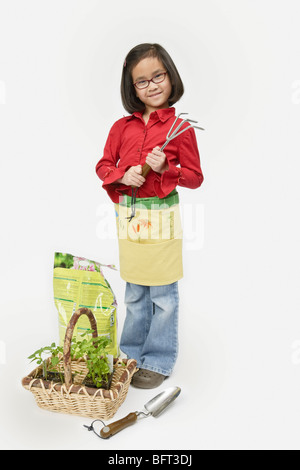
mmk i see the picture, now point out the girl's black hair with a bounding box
[121,43,184,114]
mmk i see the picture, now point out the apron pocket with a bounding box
[118,237,183,286]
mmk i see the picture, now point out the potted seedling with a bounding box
[27,331,113,389]
[71,331,113,389]
[28,342,65,383]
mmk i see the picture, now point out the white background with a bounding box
[1,0,300,450]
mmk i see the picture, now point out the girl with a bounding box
[95,43,204,389]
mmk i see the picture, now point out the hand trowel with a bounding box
[99,386,181,438]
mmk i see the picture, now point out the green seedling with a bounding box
[28,331,112,388]
[72,330,111,388]
[28,342,64,382]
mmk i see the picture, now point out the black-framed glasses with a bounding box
[133,72,167,90]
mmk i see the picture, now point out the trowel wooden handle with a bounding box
[100,412,138,438]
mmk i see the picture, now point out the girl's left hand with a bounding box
[145,146,168,174]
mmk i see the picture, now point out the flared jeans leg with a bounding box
[120,282,179,376]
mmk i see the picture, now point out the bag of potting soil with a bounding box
[53,252,118,357]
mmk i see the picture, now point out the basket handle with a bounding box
[63,307,98,389]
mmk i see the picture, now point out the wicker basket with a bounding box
[22,308,137,420]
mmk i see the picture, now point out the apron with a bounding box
[115,190,183,286]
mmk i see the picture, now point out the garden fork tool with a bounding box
[140,112,205,180]
[127,113,205,221]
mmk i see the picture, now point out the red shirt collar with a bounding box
[126,107,176,123]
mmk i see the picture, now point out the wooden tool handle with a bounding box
[131,163,151,189]
[141,163,151,178]
[100,412,138,439]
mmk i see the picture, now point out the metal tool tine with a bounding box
[169,119,187,139]
[160,113,204,150]
[168,118,190,139]
[166,112,189,139]
[169,123,205,140]
[166,115,182,139]
[169,117,200,139]
[177,112,189,119]
[185,118,198,124]
[160,121,189,151]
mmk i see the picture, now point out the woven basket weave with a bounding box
[22,308,137,420]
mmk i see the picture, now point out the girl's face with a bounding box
[131,57,172,115]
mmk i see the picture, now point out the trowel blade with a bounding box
[144,386,181,417]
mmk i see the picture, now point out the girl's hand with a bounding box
[121,165,145,187]
[146,146,168,174]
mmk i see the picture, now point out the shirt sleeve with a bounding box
[95,120,129,202]
[153,127,204,198]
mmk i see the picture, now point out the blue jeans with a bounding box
[120,282,179,376]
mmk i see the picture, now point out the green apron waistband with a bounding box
[119,189,179,209]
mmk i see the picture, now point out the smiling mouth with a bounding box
[148,92,162,98]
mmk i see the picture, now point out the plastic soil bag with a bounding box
[53,252,118,357]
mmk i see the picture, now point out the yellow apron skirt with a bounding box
[115,190,183,286]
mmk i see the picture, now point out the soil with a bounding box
[32,370,114,390]
[33,371,66,383]
[82,372,113,390]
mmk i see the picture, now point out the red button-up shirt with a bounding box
[95,107,204,202]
